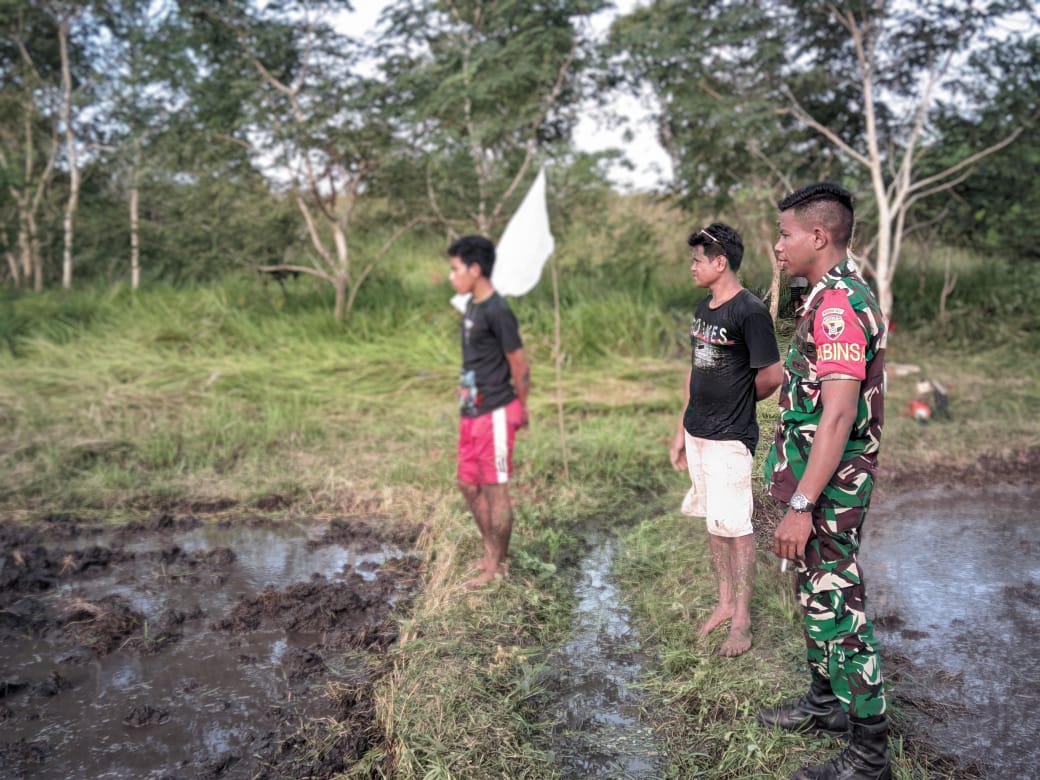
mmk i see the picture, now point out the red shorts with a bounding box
[457,398,524,485]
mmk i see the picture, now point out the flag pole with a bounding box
[550,252,570,480]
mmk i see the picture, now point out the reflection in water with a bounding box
[863,484,1040,778]
[2,522,406,780]
[547,535,661,778]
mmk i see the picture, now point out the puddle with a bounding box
[545,534,662,778]
[0,516,420,779]
[862,483,1040,778]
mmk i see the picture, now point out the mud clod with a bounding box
[124,704,171,727]
[1004,580,1040,607]
[0,680,29,699]
[33,672,72,698]
[61,594,143,655]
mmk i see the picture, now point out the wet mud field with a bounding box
[545,534,661,778]
[864,481,1040,779]
[0,512,421,779]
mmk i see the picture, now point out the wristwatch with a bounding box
[790,493,816,513]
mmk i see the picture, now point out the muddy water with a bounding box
[0,517,417,779]
[546,535,662,778]
[862,484,1040,778]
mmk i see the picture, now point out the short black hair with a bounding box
[447,235,495,278]
[778,182,855,247]
[687,222,745,271]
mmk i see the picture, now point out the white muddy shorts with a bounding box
[681,432,754,538]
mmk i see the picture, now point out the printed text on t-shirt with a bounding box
[690,318,734,345]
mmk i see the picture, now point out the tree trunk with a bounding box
[4,250,17,284]
[873,210,895,322]
[15,209,31,286]
[2,229,17,284]
[59,18,79,291]
[766,244,781,321]
[758,218,781,321]
[938,254,957,327]
[28,210,43,291]
[129,137,141,290]
[333,275,348,321]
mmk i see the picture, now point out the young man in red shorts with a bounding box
[448,235,530,589]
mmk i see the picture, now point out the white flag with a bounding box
[451,167,555,312]
[493,167,555,296]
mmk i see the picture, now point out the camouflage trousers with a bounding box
[799,582,887,719]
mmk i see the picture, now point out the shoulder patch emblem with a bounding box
[821,307,846,340]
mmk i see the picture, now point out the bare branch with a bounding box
[211,132,253,151]
[256,263,333,284]
[907,127,1023,198]
[890,49,956,215]
[782,85,871,168]
[425,164,453,237]
[746,139,794,193]
[901,206,949,242]
[374,215,431,261]
[903,167,974,214]
[939,252,958,326]
[295,194,334,269]
[31,124,60,215]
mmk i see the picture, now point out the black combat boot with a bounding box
[757,675,849,736]
[791,717,891,780]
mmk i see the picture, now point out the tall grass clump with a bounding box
[891,244,1040,346]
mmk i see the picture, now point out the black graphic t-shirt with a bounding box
[683,288,780,453]
[459,292,523,417]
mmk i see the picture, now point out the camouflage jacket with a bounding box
[765,258,887,509]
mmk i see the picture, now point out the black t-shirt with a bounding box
[683,288,780,453]
[459,292,523,417]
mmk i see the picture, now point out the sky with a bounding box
[337,1,672,191]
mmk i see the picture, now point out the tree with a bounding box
[604,1,813,318]
[780,0,1037,319]
[2,0,104,291]
[77,0,301,285]
[920,32,1040,262]
[92,0,173,290]
[376,0,609,238]
[607,1,1038,321]
[55,2,82,290]
[179,0,416,319]
[0,3,62,290]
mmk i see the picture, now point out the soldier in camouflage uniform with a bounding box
[758,183,891,780]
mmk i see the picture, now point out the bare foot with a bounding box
[718,626,752,657]
[464,565,507,590]
[698,604,735,637]
[464,571,496,590]
[471,558,510,574]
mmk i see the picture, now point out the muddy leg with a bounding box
[464,483,512,589]
[699,534,735,636]
[718,533,754,657]
[459,480,494,572]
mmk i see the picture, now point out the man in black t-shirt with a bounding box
[669,223,782,657]
[448,236,530,589]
